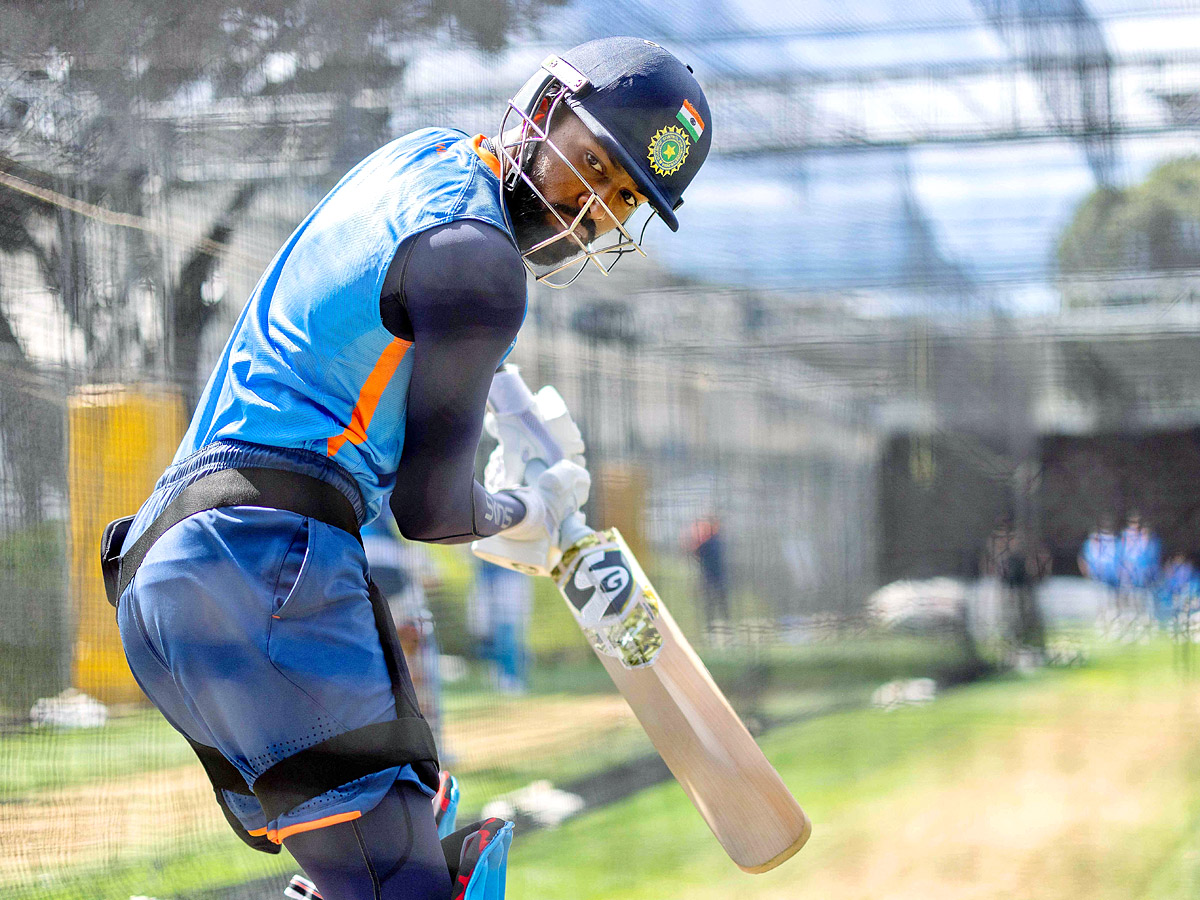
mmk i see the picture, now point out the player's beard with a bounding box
[506,144,596,268]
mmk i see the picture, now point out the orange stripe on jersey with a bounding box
[268,809,363,844]
[327,337,412,458]
[472,134,502,178]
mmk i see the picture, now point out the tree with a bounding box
[0,0,561,395]
[1058,157,1200,306]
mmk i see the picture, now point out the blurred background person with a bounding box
[1079,514,1122,629]
[982,516,1048,656]
[1158,552,1198,629]
[1118,511,1162,628]
[684,514,732,642]
[469,558,533,695]
[1079,514,1121,586]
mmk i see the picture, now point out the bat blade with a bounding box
[553,528,811,873]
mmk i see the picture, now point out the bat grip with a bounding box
[560,512,592,549]
[490,367,591,551]
[524,459,594,550]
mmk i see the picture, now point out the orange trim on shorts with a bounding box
[268,809,363,844]
[327,337,412,457]
[472,134,502,178]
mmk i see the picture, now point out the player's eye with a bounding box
[621,190,636,209]
[586,151,603,174]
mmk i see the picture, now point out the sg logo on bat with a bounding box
[564,547,636,626]
[555,529,665,668]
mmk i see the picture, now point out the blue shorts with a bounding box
[117,442,430,844]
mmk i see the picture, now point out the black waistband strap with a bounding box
[116,467,361,601]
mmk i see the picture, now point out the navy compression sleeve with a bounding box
[384,220,528,544]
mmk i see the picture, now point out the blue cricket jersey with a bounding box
[177,129,514,522]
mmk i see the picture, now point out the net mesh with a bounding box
[4,3,1200,898]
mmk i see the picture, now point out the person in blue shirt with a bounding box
[1080,515,1122,630]
[1079,515,1121,589]
[470,558,533,694]
[1117,511,1162,627]
[686,515,731,633]
[105,37,713,900]
[1158,552,1199,624]
[1118,511,1162,591]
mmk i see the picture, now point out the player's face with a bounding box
[508,107,648,267]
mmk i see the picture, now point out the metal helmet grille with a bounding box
[497,62,655,289]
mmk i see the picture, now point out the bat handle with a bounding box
[524,461,595,551]
[489,369,591,552]
[559,511,592,550]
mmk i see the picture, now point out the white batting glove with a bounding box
[484,384,586,493]
[499,459,591,546]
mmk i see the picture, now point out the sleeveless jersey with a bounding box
[177,129,517,522]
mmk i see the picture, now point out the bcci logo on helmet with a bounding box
[647,125,691,177]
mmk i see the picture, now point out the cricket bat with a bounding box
[472,368,811,873]
[548,527,811,873]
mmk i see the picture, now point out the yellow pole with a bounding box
[68,385,184,704]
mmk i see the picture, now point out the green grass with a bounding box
[507,642,1200,900]
[505,677,1029,898]
[1,632,989,898]
[2,634,977,799]
[0,710,194,796]
[0,521,70,710]
[9,838,300,900]
[12,642,1196,899]
[453,726,657,810]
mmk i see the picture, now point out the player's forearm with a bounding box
[474,482,528,537]
[392,482,527,545]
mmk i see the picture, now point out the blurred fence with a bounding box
[4,4,1200,898]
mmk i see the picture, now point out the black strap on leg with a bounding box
[185,737,281,854]
[369,579,423,718]
[367,580,439,787]
[253,717,439,824]
[371,577,441,791]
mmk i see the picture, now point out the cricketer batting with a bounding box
[99,36,713,900]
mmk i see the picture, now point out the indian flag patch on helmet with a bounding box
[676,99,705,141]
[647,125,690,177]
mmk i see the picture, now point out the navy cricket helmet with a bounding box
[514,37,712,233]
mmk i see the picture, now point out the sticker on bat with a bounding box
[563,548,635,626]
